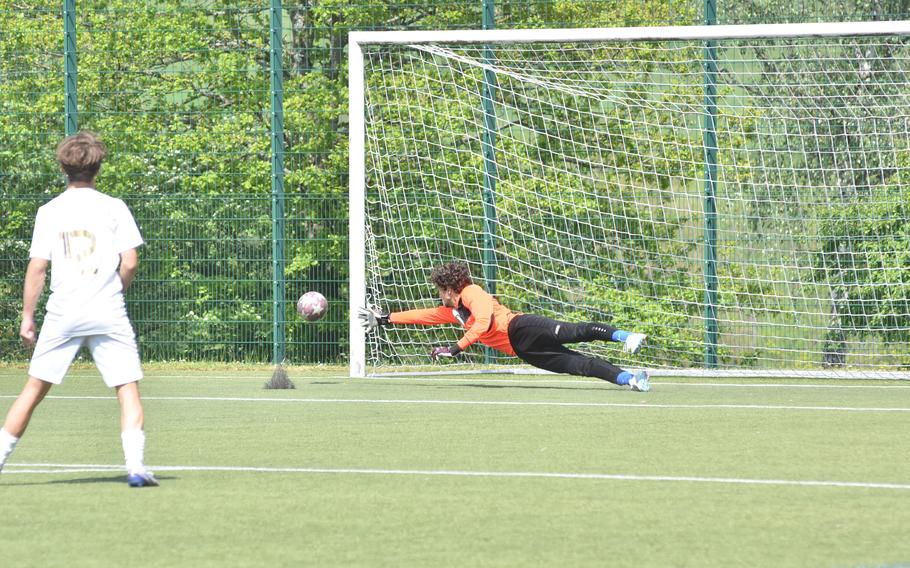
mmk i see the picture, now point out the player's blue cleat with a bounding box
[624,333,647,354]
[127,471,160,487]
[630,370,651,392]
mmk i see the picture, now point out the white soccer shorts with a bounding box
[28,319,143,387]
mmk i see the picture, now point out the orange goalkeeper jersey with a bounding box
[388,284,519,356]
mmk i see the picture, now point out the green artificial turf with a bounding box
[1,366,908,567]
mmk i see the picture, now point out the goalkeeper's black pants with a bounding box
[507,314,623,384]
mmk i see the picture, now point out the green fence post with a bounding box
[703,0,719,368]
[481,0,499,365]
[270,0,287,366]
[63,0,77,135]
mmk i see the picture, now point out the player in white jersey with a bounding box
[0,131,158,487]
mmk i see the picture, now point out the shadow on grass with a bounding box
[450,382,612,392]
[312,379,617,392]
[364,381,610,392]
[3,474,175,487]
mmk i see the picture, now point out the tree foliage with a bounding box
[3,1,908,371]
[1,1,695,363]
[738,30,910,365]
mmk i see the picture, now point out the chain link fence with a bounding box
[1,1,906,364]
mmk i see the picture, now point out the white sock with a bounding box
[0,428,20,472]
[121,429,147,475]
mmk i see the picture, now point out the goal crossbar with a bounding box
[349,20,910,46]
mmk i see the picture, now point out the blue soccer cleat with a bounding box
[630,370,651,392]
[127,471,160,488]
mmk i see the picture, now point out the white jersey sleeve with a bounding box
[113,199,144,252]
[28,208,54,260]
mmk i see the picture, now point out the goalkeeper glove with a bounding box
[357,306,390,331]
[430,345,463,361]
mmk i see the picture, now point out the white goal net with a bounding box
[349,22,910,379]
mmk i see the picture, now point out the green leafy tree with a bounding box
[737,24,910,364]
[814,163,910,359]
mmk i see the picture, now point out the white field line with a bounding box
[1,394,908,412]
[5,462,910,491]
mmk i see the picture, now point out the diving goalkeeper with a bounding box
[358,262,650,391]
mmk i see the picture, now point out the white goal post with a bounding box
[349,21,910,379]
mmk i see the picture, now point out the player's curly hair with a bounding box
[57,131,107,183]
[430,262,472,292]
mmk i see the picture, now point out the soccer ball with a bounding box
[296,291,328,321]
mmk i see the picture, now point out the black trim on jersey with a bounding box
[452,303,471,326]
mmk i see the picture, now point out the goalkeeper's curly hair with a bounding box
[430,262,473,292]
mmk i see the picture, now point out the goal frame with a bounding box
[348,20,910,378]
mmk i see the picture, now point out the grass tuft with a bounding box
[263,365,295,390]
